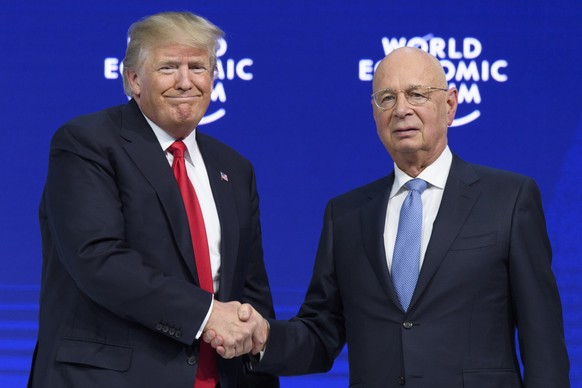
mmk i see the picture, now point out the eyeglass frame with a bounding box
[371,85,449,110]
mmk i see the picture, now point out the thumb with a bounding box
[238,304,252,321]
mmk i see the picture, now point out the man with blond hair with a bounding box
[29,11,277,388]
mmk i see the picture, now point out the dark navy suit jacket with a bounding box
[29,100,278,387]
[256,155,569,388]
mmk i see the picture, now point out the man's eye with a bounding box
[158,66,176,74]
[381,94,396,103]
[407,91,426,100]
[190,66,207,74]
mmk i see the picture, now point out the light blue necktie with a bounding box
[392,178,428,312]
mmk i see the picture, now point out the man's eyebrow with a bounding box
[155,58,180,65]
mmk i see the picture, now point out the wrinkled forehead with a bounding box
[139,40,212,66]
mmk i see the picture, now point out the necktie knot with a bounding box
[405,178,428,194]
[168,140,187,159]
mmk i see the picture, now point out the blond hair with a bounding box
[121,11,223,96]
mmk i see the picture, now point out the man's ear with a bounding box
[126,69,141,97]
[446,87,458,126]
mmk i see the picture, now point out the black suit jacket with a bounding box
[256,155,569,388]
[29,100,278,387]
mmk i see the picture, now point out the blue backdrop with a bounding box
[1,1,580,386]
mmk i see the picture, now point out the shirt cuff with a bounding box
[195,296,214,340]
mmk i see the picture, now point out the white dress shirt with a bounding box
[145,116,220,338]
[384,146,453,273]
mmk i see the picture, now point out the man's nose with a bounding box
[175,66,193,90]
[393,90,412,116]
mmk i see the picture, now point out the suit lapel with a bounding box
[361,174,402,307]
[409,156,481,309]
[196,133,239,301]
[119,100,198,279]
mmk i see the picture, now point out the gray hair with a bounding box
[121,11,224,96]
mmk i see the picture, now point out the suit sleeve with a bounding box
[236,164,280,387]
[44,124,211,345]
[509,177,570,387]
[255,201,346,375]
[239,165,276,319]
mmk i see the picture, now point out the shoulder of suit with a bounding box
[466,161,532,183]
[58,103,124,131]
[451,158,537,196]
[196,131,251,165]
[52,104,126,142]
[329,175,391,204]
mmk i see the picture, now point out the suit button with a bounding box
[155,323,163,331]
[169,328,176,336]
[175,330,182,338]
[162,325,169,333]
[403,321,413,329]
[187,355,197,366]
[398,375,405,385]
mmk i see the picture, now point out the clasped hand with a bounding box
[202,301,269,359]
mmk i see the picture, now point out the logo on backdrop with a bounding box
[103,38,254,125]
[358,35,508,127]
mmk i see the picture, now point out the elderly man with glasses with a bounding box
[209,47,570,388]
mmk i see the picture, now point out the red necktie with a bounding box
[168,140,218,388]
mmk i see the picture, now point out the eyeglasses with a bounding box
[371,85,448,110]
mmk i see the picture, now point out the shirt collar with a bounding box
[143,114,199,162]
[390,146,453,198]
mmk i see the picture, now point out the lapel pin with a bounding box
[220,171,229,182]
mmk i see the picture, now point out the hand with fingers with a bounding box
[203,303,270,358]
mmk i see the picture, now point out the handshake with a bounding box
[202,301,270,359]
